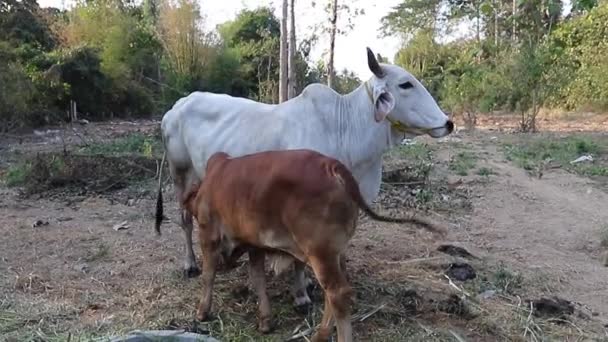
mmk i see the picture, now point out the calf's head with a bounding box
[365,47,453,138]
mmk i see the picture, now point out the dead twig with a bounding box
[523,301,539,342]
[122,159,156,175]
[352,303,387,322]
[286,303,386,341]
[443,274,472,298]
[70,125,90,147]
[97,170,134,192]
[383,181,426,186]
[383,256,444,265]
[449,330,467,342]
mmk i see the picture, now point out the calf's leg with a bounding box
[309,254,353,342]
[196,227,219,321]
[248,250,272,333]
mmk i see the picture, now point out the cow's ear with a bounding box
[373,85,395,122]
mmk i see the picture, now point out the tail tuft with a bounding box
[154,151,166,236]
[155,184,163,235]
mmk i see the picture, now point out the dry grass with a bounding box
[1,122,608,341]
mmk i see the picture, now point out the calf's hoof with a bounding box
[183,266,202,278]
[310,328,331,342]
[258,316,273,334]
[196,309,212,322]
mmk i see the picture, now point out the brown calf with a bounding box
[181,149,444,342]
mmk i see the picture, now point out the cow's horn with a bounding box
[366,47,385,78]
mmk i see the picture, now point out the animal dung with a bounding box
[32,219,49,228]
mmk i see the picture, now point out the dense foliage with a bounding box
[0,0,361,131]
[385,0,608,131]
[1,0,606,132]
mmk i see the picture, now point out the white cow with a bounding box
[155,47,453,309]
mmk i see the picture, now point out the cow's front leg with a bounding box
[249,249,272,333]
[292,260,313,313]
[180,209,201,278]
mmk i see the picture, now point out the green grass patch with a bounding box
[392,142,434,162]
[386,142,435,181]
[504,135,608,176]
[491,265,524,295]
[4,161,32,186]
[476,167,495,177]
[79,132,162,158]
[449,151,477,176]
[84,243,111,262]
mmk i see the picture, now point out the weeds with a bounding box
[84,243,111,262]
[393,142,434,162]
[2,152,158,195]
[476,167,495,177]
[449,152,477,176]
[79,132,162,157]
[4,161,31,186]
[504,135,608,177]
[491,265,524,295]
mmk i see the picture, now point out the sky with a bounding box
[37,0,403,80]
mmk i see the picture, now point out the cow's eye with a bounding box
[399,81,414,90]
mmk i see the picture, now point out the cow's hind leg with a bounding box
[172,165,201,278]
[292,260,313,313]
[180,209,200,277]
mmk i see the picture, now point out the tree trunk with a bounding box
[493,0,498,46]
[327,0,338,90]
[512,0,517,43]
[279,0,288,103]
[287,0,297,99]
[475,0,480,44]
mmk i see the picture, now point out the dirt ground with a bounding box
[1,116,607,341]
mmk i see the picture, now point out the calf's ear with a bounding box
[373,85,395,122]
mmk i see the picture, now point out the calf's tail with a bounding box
[155,151,166,236]
[331,162,446,236]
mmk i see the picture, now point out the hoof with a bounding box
[183,266,202,278]
[258,317,273,334]
[294,301,312,315]
[196,310,213,322]
[306,278,316,291]
[311,329,331,342]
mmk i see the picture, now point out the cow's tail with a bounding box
[155,151,166,236]
[331,162,446,236]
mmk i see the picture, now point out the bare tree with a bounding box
[279,0,288,103]
[287,0,297,99]
[327,0,337,89]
